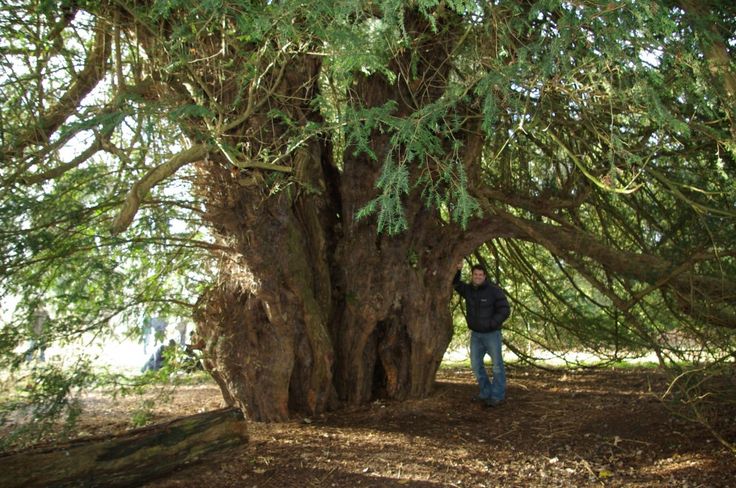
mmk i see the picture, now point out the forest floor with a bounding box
[10,366,736,487]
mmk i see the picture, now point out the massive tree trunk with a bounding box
[191,12,468,421]
[192,57,340,420]
[194,157,463,421]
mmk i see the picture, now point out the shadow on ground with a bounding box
[78,367,736,487]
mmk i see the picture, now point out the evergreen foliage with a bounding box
[0,0,734,446]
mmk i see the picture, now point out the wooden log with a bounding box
[0,407,248,488]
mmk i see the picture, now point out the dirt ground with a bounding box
[16,366,736,487]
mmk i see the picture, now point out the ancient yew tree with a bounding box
[1,0,734,425]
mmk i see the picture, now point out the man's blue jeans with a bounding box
[470,330,505,401]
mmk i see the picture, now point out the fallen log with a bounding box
[0,407,248,487]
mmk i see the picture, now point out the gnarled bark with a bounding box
[191,11,469,421]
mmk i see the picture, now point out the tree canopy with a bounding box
[1,0,735,443]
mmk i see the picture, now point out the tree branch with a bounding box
[493,210,736,328]
[22,131,111,185]
[8,20,111,160]
[111,144,208,235]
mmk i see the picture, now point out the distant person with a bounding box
[141,316,152,354]
[26,308,50,363]
[453,262,511,407]
[174,320,188,346]
[142,316,168,354]
[142,339,177,373]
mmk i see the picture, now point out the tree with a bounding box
[1,0,734,424]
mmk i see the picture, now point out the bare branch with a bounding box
[111,144,209,235]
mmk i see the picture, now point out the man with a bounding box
[141,316,168,354]
[453,262,511,407]
[26,307,50,363]
[174,320,188,345]
[142,339,177,373]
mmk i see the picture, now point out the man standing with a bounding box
[453,262,511,407]
[142,316,168,354]
[26,307,50,363]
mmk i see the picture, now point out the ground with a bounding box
[8,366,736,486]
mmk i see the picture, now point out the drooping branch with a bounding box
[648,167,736,218]
[111,144,208,235]
[493,210,736,328]
[458,168,735,328]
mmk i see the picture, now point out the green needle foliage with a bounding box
[0,0,734,448]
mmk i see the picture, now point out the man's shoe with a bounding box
[472,395,487,404]
[484,398,504,407]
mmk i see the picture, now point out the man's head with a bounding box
[471,264,487,286]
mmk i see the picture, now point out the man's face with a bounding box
[471,269,486,286]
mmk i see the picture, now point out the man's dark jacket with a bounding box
[453,270,511,332]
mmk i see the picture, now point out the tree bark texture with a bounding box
[0,408,247,488]
[191,12,473,421]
